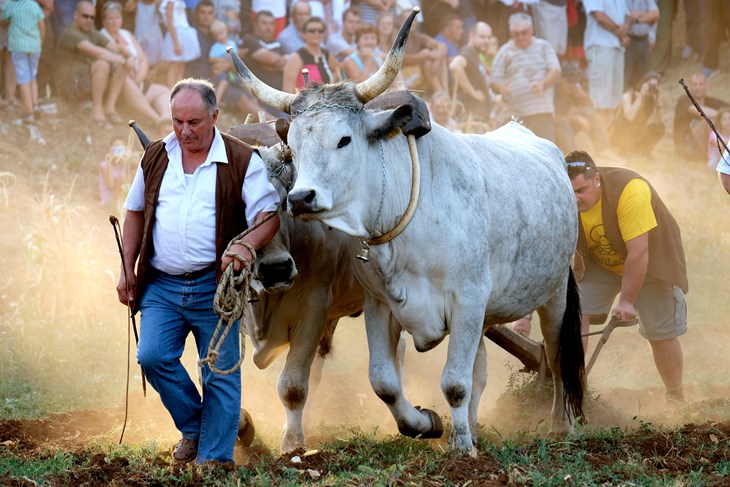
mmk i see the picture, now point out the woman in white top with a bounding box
[160,0,200,87]
[101,2,171,125]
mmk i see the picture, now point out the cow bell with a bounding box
[357,240,370,262]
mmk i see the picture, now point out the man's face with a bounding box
[571,172,602,213]
[74,2,96,32]
[171,89,219,154]
[690,74,707,98]
[444,19,464,43]
[343,12,360,36]
[470,24,492,52]
[510,22,533,49]
[255,14,275,41]
[293,2,311,31]
[196,5,216,30]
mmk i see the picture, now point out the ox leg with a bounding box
[442,310,484,451]
[277,316,330,453]
[365,300,442,440]
[469,337,487,445]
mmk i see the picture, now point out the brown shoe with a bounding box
[173,438,198,463]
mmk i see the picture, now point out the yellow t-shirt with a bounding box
[580,179,657,275]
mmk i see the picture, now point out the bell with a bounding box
[356,241,370,262]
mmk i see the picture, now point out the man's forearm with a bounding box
[122,210,145,273]
[620,248,648,306]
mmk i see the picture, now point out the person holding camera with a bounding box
[609,71,664,158]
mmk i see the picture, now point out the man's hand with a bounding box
[117,270,137,307]
[222,241,255,272]
[611,298,638,321]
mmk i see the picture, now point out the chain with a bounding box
[359,141,387,256]
[291,103,362,118]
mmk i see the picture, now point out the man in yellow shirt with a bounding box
[566,150,688,404]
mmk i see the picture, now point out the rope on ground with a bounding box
[198,212,278,375]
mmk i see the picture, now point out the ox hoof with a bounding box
[237,409,256,447]
[411,406,443,439]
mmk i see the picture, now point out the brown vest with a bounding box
[133,133,254,312]
[577,166,689,293]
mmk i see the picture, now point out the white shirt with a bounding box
[717,150,730,175]
[125,128,279,275]
[583,0,629,49]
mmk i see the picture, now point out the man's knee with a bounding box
[90,59,111,76]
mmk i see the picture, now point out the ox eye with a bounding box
[337,136,351,149]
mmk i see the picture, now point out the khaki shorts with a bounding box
[579,262,687,341]
[56,65,93,101]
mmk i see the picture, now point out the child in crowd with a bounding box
[2,0,45,123]
[160,0,200,87]
[99,137,133,207]
[208,20,239,104]
[708,107,730,170]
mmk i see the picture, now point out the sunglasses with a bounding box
[567,161,596,177]
[81,13,96,20]
[306,28,325,34]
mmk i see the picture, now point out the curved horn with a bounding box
[128,120,150,149]
[228,46,295,114]
[355,7,420,103]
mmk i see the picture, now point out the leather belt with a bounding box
[152,263,216,280]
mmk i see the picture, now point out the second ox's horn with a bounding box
[228,46,295,114]
[354,7,420,103]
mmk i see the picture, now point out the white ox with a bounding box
[228,9,584,451]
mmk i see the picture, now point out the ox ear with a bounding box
[366,104,414,143]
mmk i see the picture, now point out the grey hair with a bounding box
[508,12,532,31]
[103,1,123,14]
[170,78,218,116]
[289,0,311,18]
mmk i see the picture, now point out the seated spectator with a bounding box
[100,2,172,125]
[327,6,360,62]
[428,90,459,132]
[208,20,238,105]
[282,17,339,93]
[554,62,612,157]
[708,107,730,170]
[343,24,382,82]
[249,0,287,37]
[673,72,729,161]
[609,71,664,159]
[160,0,200,87]
[54,0,133,129]
[449,21,493,124]
[491,12,561,141]
[240,10,288,90]
[99,136,132,207]
[433,14,463,62]
[185,0,217,79]
[277,1,310,54]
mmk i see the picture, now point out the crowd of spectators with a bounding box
[0,0,727,163]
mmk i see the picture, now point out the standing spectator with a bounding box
[609,71,664,159]
[277,1,310,54]
[0,0,17,108]
[433,14,463,62]
[282,16,339,92]
[54,0,131,129]
[251,0,286,37]
[673,72,729,161]
[583,0,630,129]
[356,0,395,27]
[565,0,586,62]
[624,0,659,91]
[717,148,730,195]
[134,0,165,73]
[707,107,730,170]
[343,24,382,82]
[532,0,568,56]
[554,62,612,157]
[327,6,360,62]
[491,12,561,141]
[240,10,288,90]
[160,0,201,87]
[449,21,493,123]
[649,0,673,74]
[566,150,688,405]
[2,0,45,123]
[211,0,240,40]
[117,78,280,465]
[701,0,730,80]
[100,1,172,125]
[681,0,706,61]
[185,0,216,79]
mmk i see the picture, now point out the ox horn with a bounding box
[128,120,150,149]
[355,7,420,103]
[227,46,295,114]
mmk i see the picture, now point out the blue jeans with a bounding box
[137,268,241,463]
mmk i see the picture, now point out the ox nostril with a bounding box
[288,189,317,215]
[258,258,296,288]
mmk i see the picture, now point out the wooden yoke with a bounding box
[364,90,432,139]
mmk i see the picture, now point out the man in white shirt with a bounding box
[277,0,311,54]
[717,149,730,195]
[116,78,280,465]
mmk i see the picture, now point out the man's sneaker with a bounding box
[173,438,198,463]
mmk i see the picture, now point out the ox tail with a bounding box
[559,267,585,422]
